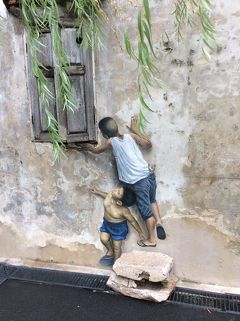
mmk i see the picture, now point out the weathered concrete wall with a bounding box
[0,0,240,287]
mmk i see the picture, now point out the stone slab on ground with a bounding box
[107,272,177,303]
[113,251,173,282]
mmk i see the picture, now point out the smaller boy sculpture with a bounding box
[91,185,145,266]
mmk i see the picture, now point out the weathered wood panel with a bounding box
[39,78,56,132]
[82,46,96,141]
[37,33,53,67]
[66,75,87,134]
[61,28,83,64]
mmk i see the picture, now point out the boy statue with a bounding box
[91,185,145,265]
[76,115,166,247]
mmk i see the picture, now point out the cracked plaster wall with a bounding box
[0,0,240,287]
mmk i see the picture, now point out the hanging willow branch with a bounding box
[125,0,217,132]
[21,0,66,162]
[70,0,105,48]
[124,0,163,132]
[0,16,7,45]
[173,0,217,60]
[198,0,216,60]
[0,16,4,31]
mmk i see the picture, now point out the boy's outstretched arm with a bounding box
[68,140,111,154]
[127,116,152,149]
[122,208,145,240]
[82,140,112,154]
[90,186,108,198]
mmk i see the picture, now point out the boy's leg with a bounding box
[112,240,122,260]
[130,173,166,246]
[148,173,162,224]
[131,180,157,246]
[151,202,162,225]
[100,232,113,256]
[152,202,166,239]
[149,173,166,239]
[145,216,157,245]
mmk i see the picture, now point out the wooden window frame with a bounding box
[27,24,97,145]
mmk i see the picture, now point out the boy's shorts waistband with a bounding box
[103,218,127,225]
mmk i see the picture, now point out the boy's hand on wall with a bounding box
[66,144,83,151]
[126,115,141,136]
[80,143,92,150]
[90,185,98,194]
[130,115,138,133]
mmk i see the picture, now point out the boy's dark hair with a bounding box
[98,117,118,138]
[121,186,136,207]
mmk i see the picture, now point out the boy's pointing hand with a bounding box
[130,115,138,131]
[126,115,138,134]
[90,185,98,194]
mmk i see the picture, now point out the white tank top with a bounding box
[111,134,150,184]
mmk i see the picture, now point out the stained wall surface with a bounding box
[0,0,240,287]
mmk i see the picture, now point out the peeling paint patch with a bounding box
[0,224,103,267]
[163,206,240,249]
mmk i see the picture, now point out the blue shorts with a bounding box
[100,218,128,240]
[125,172,157,221]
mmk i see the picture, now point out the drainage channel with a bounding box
[1,263,240,314]
[169,287,240,313]
[1,264,110,291]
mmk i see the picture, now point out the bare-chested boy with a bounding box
[91,185,145,266]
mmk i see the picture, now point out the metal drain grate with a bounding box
[0,265,7,285]
[1,263,240,314]
[169,287,240,313]
[3,264,110,291]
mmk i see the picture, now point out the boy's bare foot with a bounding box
[137,240,156,247]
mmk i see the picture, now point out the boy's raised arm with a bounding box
[81,140,111,154]
[130,133,152,149]
[127,116,152,149]
[90,186,108,198]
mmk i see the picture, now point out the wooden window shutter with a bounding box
[28,32,57,142]
[60,28,96,143]
[28,27,96,143]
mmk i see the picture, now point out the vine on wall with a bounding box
[124,0,163,132]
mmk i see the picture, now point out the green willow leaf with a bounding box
[138,11,144,42]
[143,21,156,58]
[143,0,151,28]
[124,33,134,58]
[139,95,155,112]
[141,80,153,100]
[139,109,150,123]
[202,46,211,61]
